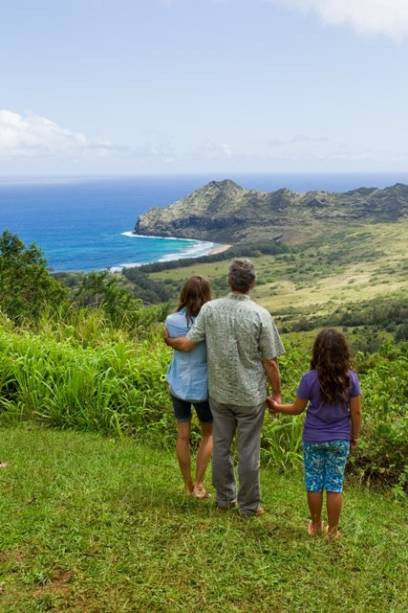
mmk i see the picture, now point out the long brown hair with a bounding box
[311,328,351,403]
[177,276,211,322]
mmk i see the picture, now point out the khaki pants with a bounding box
[209,398,265,516]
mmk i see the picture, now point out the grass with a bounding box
[1,428,407,612]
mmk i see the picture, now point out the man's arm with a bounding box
[263,358,282,403]
[259,311,285,404]
[164,305,208,352]
[164,326,196,352]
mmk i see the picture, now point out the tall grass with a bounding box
[0,314,174,445]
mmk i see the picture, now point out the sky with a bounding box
[1,0,408,175]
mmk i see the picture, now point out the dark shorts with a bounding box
[171,395,213,424]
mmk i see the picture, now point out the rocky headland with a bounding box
[134,180,408,244]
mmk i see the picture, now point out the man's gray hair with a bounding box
[228,258,256,293]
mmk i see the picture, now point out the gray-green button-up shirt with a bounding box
[187,292,285,406]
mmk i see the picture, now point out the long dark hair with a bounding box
[177,276,211,322]
[311,328,351,403]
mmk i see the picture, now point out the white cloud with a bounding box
[0,110,114,158]
[271,0,408,40]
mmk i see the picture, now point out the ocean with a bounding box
[1,172,407,272]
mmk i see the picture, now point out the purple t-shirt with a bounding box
[298,369,361,443]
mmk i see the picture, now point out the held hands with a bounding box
[266,394,282,414]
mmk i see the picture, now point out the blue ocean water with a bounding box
[0,173,407,272]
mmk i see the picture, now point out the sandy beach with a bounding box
[208,243,232,256]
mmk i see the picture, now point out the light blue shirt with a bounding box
[166,308,208,402]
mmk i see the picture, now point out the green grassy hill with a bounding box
[147,219,408,338]
[1,428,407,612]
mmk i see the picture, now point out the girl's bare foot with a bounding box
[327,527,341,542]
[193,484,211,499]
[307,520,323,536]
[0,463,8,469]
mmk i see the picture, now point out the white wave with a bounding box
[121,230,196,242]
[109,262,143,272]
[158,241,215,263]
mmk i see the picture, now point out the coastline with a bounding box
[110,232,231,272]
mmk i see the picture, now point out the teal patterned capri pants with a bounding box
[303,440,350,493]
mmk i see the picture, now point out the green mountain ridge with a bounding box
[134,180,408,244]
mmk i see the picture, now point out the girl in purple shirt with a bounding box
[269,328,362,541]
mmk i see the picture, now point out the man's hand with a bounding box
[350,437,359,450]
[270,392,282,405]
[163,331,196,353]
[266,395,280,414]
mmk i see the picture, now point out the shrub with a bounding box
[351,345,408,489]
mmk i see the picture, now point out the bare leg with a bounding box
[326,492,342,540]
[176,421,194,494]
[194,422,213,496]
[307,491,323,535]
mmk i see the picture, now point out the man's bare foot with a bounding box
[184,484,194,496]
[307,520,323,536]
[0,463,8,469]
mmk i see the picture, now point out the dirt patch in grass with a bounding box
[33,569,74,597]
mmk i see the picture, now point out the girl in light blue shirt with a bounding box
[165,276,213,499]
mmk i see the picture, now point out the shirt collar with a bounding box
[227,291,251,301]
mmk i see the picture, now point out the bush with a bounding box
[351,345,408,490]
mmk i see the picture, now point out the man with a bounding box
[165,258,284,516]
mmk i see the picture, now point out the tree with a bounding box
[0,231,67,324]
[73,271,167,334]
